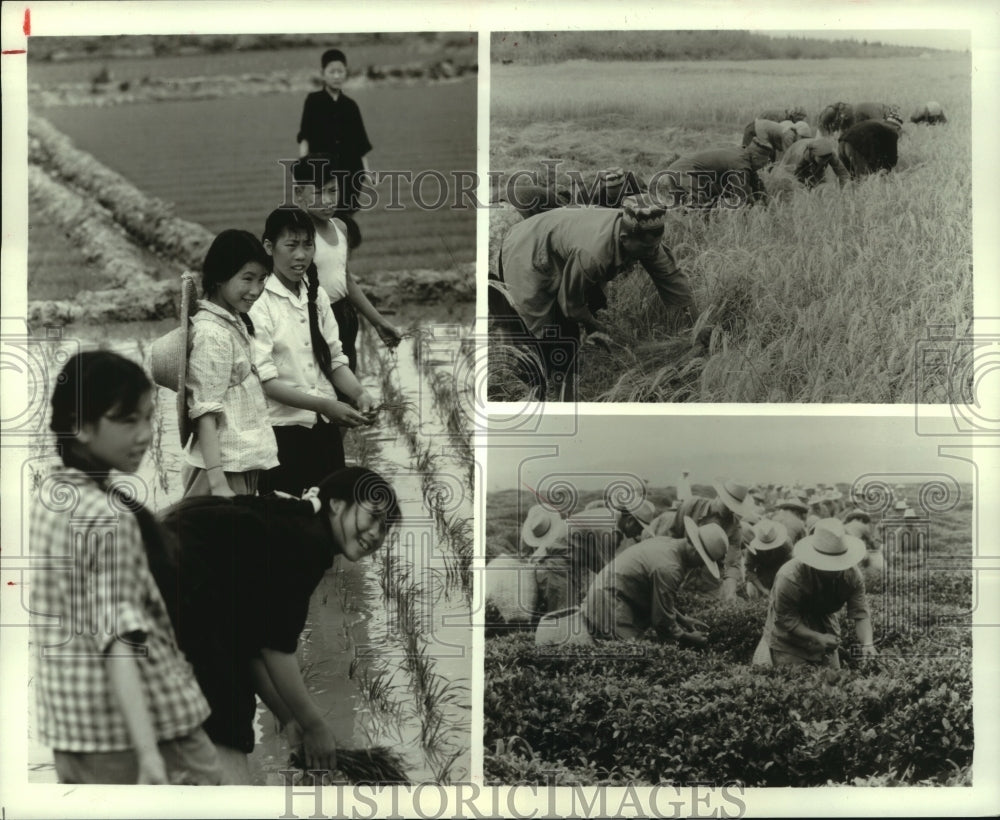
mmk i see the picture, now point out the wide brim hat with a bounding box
[777,498,809,514]
[903,508,919,519]
[843,509,871,524]
[683,516,727,579]
[713,478,761,523]
[893,501,908,512]
[616,497,657,527]
[749,519,789,553]
[150,272,199,447]
[521,504,568,549]
[793,518,866,571]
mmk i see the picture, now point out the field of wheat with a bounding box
[489,54,972,402]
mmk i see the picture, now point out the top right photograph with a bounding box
[487,30,971,403]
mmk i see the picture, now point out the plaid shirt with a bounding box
[30,467,210,752]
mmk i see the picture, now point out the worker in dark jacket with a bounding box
[663,145,771,210]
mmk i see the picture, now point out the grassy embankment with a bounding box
[489,54,971,402]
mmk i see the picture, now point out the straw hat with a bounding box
[843,509,871,525]
[521,505,568,549]
[903,508,919,520]
[682,516,728,579]
[713,478,761,523]
[617,498,657,527]
[844,520,872,541]
[893,501,908,513]
[777,498,809,514]
[793,518,866,571]
[150,272,198,446]
[584,498,609,511]
[749,519,789,553]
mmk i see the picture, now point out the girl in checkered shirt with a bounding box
[30,351,221,784]
[182,230,279,498]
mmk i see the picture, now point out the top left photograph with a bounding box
[18,31,477,787]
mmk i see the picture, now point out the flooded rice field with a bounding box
[26,300,474,785]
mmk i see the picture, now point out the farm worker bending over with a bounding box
[502,167,648,219]
[752,518,876,669]
[776,137,850,188]
[521,505,573,614]
[739,118,800,159]
[525,500,653,614]
[155,468,402,783]
[494,195,701,400]
[612,498,657,553]
[772,497,809,536]
[744,519,796,600]
[581,519,728,647]
[666,479,761,601]
[664,145,771,210]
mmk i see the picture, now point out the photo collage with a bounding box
[0,3,997,819]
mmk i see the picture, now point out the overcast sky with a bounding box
[485,414,972,493]
[760,29,970,52]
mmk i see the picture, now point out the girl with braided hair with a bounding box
[250,207,376,496]
[182,229,278,498]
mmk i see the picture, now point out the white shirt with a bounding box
[185,300,279,471]
[249,274,350,428]
[313,219,349,302]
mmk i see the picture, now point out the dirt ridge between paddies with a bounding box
[30,61,478,109]
[27,114,473,327]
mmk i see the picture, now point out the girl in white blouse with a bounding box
[184,230,279,497]
[250,208,375,496]
[290,155,401,381]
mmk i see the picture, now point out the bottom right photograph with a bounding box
[483,414,976,788]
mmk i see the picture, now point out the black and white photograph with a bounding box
[2,2,999,820]
[484,415,976,788]
[6,16,475,792]
[487,29,973,403]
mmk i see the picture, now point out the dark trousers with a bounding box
[261,420,345,497]
[331,298,360,374]
[491,250,581,400]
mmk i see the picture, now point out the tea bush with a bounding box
[485,633,972,786]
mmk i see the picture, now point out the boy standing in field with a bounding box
[298,48,372,213]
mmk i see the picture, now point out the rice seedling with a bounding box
[287,746,410,786]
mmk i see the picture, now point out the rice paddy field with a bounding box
[29,47,475,289]
[22,40,475,785]
[489,53,972,402]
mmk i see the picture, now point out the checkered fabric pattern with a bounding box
[30,467,209,752]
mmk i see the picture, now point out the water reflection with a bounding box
[26,308,473,784]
